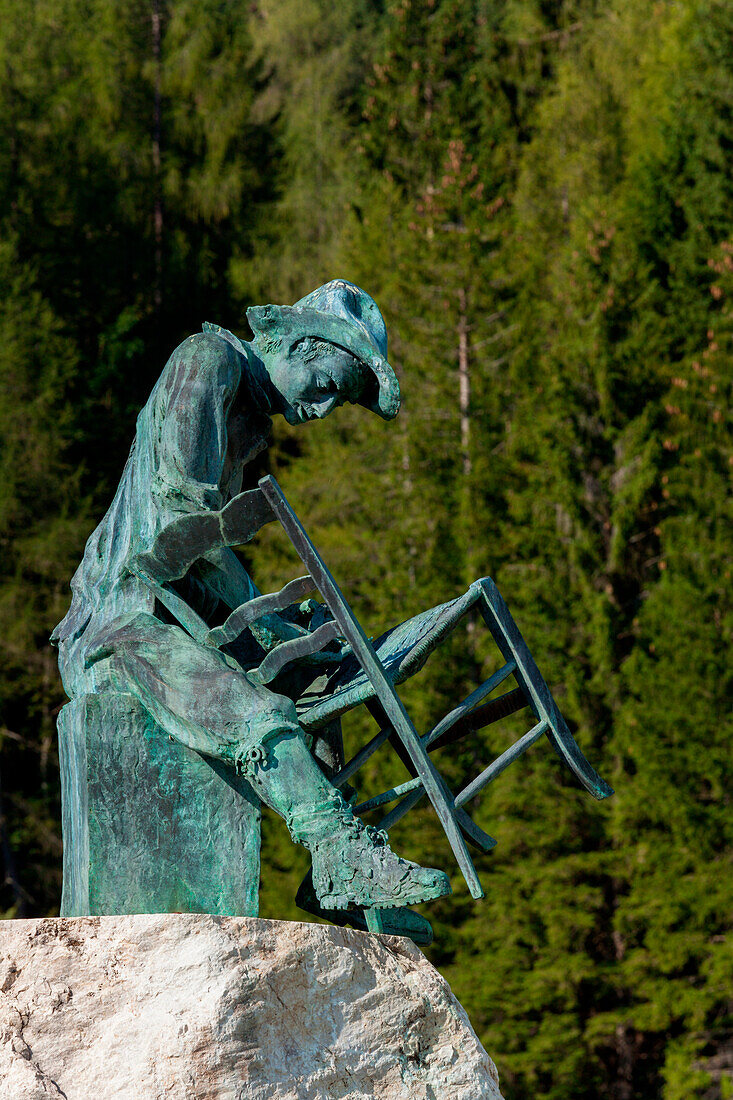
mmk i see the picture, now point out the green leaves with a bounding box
[1,1,730,1095]
[255,3,732,1096]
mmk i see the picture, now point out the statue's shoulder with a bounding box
[200,322,272,418]
[153,325,247,402]
[201,321,248,359]
[142,324,267,433]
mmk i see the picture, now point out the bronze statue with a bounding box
[53,279,612,944]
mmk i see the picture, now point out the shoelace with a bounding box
[332,802,389,847]
[288,791,392,852]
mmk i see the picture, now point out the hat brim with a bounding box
[247,304,400,420]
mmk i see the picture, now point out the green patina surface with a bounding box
[53,279,612,945]
[59,693,260,917]
[53,281,448,941]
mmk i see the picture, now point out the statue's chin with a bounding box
[282,406,302,426]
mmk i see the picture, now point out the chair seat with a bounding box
[297,588,478,731]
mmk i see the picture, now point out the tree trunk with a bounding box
[458,286,471,477]
[151,0,163,309]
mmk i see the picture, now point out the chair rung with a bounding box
[206,575,314,648]
[354,776,423,815]
[219,486,278,546]
[427,687,528,754]
[377,785,426,831]
[455,808,497,852]
[254,620,341,684]
[332,724,394,788]
[454,719,548,809]
[424,660,517,749]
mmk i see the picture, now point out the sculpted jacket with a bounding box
[52,326,275,701]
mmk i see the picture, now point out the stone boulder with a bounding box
[0,914,503,1100]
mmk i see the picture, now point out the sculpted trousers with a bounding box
[72,611,304,771]
[66,610,343,828]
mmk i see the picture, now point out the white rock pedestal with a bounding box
[0,914,503,1100]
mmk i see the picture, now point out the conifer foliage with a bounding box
[0,2,730,1097]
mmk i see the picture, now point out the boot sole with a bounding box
[318,882,451,912]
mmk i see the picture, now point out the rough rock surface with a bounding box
[0,914,503,1100]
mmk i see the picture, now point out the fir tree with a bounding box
[0,241,82,915]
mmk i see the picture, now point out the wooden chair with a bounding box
[138,474,613,929]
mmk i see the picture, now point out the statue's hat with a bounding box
[247,280,400,420]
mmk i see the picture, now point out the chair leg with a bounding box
[474,577,613,800]
[365,908,389,934]
[260,473,486,901]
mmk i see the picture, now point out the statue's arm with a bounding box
[129,334,260,588]
[127,334,336,653]
[152,333,241,515]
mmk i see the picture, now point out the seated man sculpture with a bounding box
[52,280,451,925]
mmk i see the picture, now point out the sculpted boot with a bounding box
[241,729,451,912]
[286,791,450,911]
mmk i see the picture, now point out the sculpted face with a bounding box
[261,338,367,426]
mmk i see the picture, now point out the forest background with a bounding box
[0,0,730,1097]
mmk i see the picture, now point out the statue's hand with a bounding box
[316,639,352,665]
[128,509,221,584]
[266,599,350,667]
[294,599,350,663]
[299,599,330,629]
